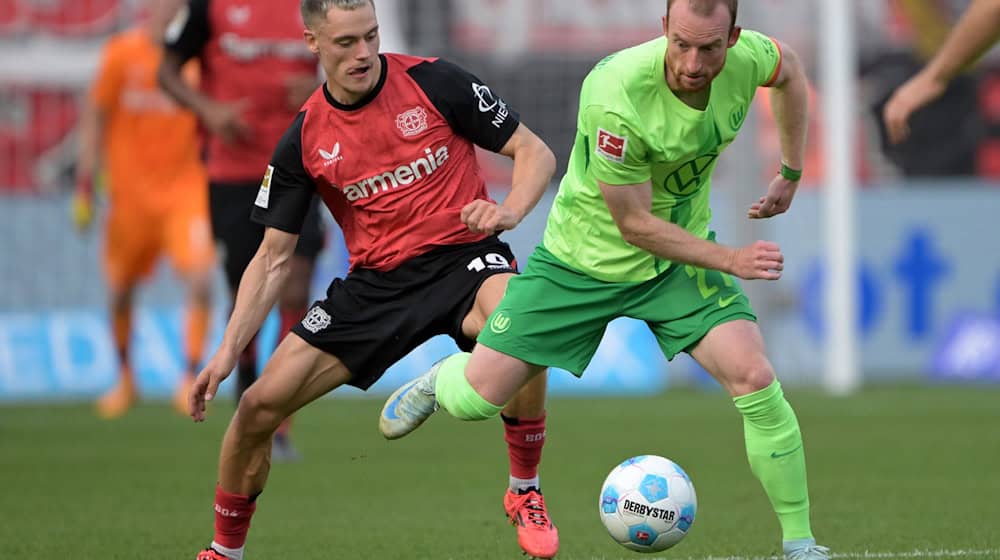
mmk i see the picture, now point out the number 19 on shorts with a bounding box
[467,253,513,272]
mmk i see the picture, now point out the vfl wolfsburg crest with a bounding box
[490,312,511,334]
[729,105,747,130]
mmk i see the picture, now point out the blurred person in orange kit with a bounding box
[157,0,329,461]
[73,0,215,419]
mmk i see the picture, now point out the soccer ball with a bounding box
[598,455,697,553]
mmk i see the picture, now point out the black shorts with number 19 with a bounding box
[291,235,517,390]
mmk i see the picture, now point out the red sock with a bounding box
[279,307,305,339]
[276,416,293,438]
[503,414,546,480]
[213,485,257,549]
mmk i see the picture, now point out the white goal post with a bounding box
[820,0,860,395]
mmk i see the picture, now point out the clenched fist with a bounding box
[728,241,784,281]
[461,200,519,235]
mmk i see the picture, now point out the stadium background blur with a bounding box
[2,0,998,398]
[1,2,999,559]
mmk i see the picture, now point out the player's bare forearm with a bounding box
[924,0,1000,83]
[601,180,783,280]
[600,181,734,272]
[72,99,103,231]
[157,51,214,121]
[768,43,808,170]
[159,52,251,143]
[216,228,298,360]
[620,213,783,281]
[627,214,734,272]
[75,99,104,190]
[499,123,556,225]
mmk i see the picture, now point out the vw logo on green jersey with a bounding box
[661,153,719,196]
[490,312,512,334]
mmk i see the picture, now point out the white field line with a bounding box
[579,549,1000,560]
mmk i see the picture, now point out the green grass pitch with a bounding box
[2,386,998,559]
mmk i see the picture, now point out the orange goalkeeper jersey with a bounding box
[91,27,206,213]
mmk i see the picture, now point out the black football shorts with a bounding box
[291,235,518,390]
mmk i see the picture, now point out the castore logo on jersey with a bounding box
[319,143,343,165]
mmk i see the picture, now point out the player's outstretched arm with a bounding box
[73,37,122,233]
[600,180,784,281]
[461,123,556,234]
[751,41,807,220]
[189,227,299,421]
[72,94,104,232]
[884,0,1000,144]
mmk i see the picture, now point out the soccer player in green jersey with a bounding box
[381,1,828,557]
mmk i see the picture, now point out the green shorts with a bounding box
[477,243,756,376]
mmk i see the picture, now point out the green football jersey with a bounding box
[543,30,782,283]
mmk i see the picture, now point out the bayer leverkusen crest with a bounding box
[396,106,428,137]
[301,306,332,334]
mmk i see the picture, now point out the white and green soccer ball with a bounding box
[598,455,697,553]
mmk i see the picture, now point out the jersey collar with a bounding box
[323,54,388,111]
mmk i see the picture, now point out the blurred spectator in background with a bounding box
[157,0,328,461]
[73,0,215,419]
[883,0,1000,144]
[871,0,997,177]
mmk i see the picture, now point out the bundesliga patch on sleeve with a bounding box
[596,128,628,163]
[255,165,273,209]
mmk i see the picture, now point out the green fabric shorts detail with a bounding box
[477,243,756,376]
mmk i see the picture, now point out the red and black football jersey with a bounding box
[252,53,521,273]
[164,0,317,183]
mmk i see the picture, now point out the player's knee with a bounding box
[727,361,775,396]
[235,386,286,436]
[745,365,775,393]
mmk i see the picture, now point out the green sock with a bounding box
[433,353,503,421]
[733,379,813,541]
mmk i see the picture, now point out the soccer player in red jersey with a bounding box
[157,0,329,461]
[187,1,560,559]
